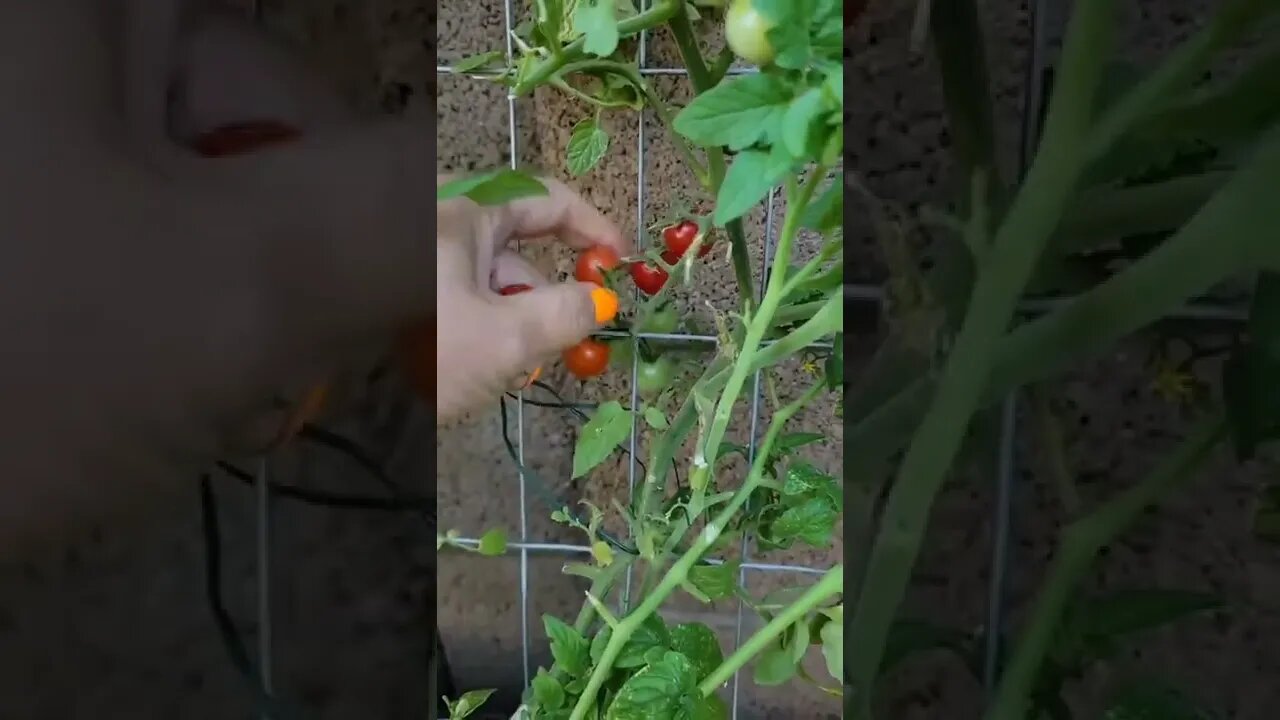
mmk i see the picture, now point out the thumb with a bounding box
[496,280,605,366]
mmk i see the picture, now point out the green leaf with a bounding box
[536,0,565,47]
[605,651,697,720]
[617,613,671,668]
[781,462,839,507]
[643,405,669,430]
[438,169,547,205]
[444,688,496,719]
[477,527,508,556]
[573,400,633,477]
[544,615,591,676]
[687,561,739,601]
[752,639,799,686]
[1254,483,1280,544]
[878,619,972,677]
[574,0,620,57]
[567,117,611,176]
[715,442,750,461]
[453,50,505,73]
[1225,272,1280,459]
[669,623,724,682]
[769,496,837,547]
[775,432,825,455]
[824,336,844,390]
[755,0,812,69]
[713,146,792,226]
[673,74,792,151]
[1103,680,1221,720]
[1073,589,1221,644]
[819,605,843,682]
[801,176,843,233]
[532,668,566,710]
[690,692,730,720]
[780,86,827,158]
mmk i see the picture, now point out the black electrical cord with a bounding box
[215,461,431,512]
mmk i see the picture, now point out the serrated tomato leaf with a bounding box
[574,401,633,478]
[605,651,697,720]
[544,615,591,676]
[669,623,724,682]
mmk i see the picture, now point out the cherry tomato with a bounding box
[564,338,611,379]
[191,120,302,157]
[725,0,776,67]
[640,303,680,335]
[630,259,670,296]
[575,245,622,286]
[499,283,534,295]
[662,220,710,259]
[636,356,676,398]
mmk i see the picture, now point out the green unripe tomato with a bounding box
[639,304,680,335]
[636,356,676,398]
[725,0,776,67]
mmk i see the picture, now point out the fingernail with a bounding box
[591,287,619,324]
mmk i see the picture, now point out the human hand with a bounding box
[432,176,630,422]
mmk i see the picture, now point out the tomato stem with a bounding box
[986,418,1224,719]
[697,565,842,696]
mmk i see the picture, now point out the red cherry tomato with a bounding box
[630,258,670,296]
[662,220,710,259]
[499,283,534,295]
[575,246,622,286]
[190,120,302,157]
[564,339,611,379]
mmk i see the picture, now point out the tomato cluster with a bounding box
[561,218,713,380]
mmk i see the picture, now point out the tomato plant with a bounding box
[444,1,843,719]
[564,338,611,379]
[574,245,622,286]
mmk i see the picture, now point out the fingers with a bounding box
[495,281,602,366]
[490,251,548,291]
[487,176,630,255]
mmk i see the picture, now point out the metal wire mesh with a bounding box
[235,0,1253,717]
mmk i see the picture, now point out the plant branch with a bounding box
[698,565,843,695]
[567,381,826,720]
[846,0,1115,709]
[667,6,757,307]
[558,60,710,185]
[843,82,1280,519]
[512,0,683,94]
[751,293,842,371]
[986,417,1225,720]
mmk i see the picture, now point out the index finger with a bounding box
[489,176,630,255]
